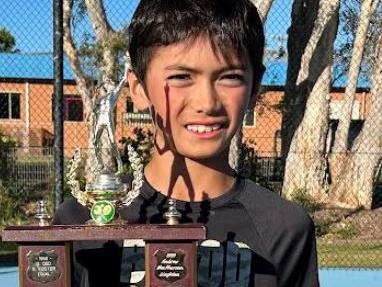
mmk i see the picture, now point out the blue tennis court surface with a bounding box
[1,267,382,286]
[0,265,18,287]
[319,268,382,287]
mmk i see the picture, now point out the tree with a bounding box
[333,0,382,87]
[0,27,16,52]
[282,0,340,204]
[327,0,379,208]
[282,0,382,209]
[251,0,275,21]
[332,0,379,153]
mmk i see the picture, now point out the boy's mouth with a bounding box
[186,124,222,133]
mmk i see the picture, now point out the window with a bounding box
[0,93,20,119]
[244,108,256,126]
[52,95,84,122]
[127,98,134,113]
[65,96,83,121]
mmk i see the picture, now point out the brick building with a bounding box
[0,53,370,158]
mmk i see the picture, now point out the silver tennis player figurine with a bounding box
[74,53,144,225]
[93,64,128,174]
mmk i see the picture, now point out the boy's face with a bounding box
[129,36,257,160]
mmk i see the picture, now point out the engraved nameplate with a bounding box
[154,250,187,283]
[26,250,61,283]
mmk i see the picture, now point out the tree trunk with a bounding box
[332,0,378,153]
[282,0,339,202]
[331,32,382,209]
[251,0,275,21]
[281,0,319,162]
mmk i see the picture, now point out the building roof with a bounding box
[0,52,372,89]
[0,52,74,80]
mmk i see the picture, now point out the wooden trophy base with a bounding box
[2,224,206,287]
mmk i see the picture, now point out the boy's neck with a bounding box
[144,150,236,202]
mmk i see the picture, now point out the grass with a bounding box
[0,240,17,262]
[318,240,382,268]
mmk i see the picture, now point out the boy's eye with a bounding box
[219,73,245,86]
[221,73,245,81]
[167,74,191,81]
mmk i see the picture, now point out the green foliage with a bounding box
[0,27,16,52]
[2,156,53,202]
[315,222,331,237]
[76,30,128,81]
[0,133,53,226]
[0,241,17,256]
[332,221,358,239]
[0,132,18,182]
[0,185,26,227]
[120,127,153,173]
[0,133,18,148]
[290,188,323,213]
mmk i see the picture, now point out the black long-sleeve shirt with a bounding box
[53,178,320,287]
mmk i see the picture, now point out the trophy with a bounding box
[67,59,143,225]
[1,55,206,287]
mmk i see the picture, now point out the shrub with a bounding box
[315,222,331,237]
[0,132,18,182]
[0,185,26,227]
[120,127,153,173]
[290,188,323,213]
[333,221,357,239]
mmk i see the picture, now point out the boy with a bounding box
[54,0,320,286]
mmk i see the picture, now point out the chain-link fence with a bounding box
[1,0,382,270]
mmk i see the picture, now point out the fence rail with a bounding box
[1,147,53,195]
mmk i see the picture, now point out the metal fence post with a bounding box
[53,0,64,210]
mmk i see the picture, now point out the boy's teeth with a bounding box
[187,124,220,133]
[197,125,205,133]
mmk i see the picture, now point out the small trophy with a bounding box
[34,200,52,226]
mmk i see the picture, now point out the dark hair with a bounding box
[128,0,265,83]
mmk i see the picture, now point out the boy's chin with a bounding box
[174,146,228,162]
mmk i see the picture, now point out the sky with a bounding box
[0,0,53,53]
[0,0,291,54]
[1,0,370,88]
[0,0,140,53]
[265,0,292,51]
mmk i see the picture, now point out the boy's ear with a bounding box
[127,71,150,110]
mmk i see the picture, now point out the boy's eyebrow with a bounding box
[164,64,248,73]
[165,65,201,73]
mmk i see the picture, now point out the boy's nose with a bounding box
[194,81,222,114]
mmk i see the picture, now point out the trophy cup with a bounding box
[1,57,206,287]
